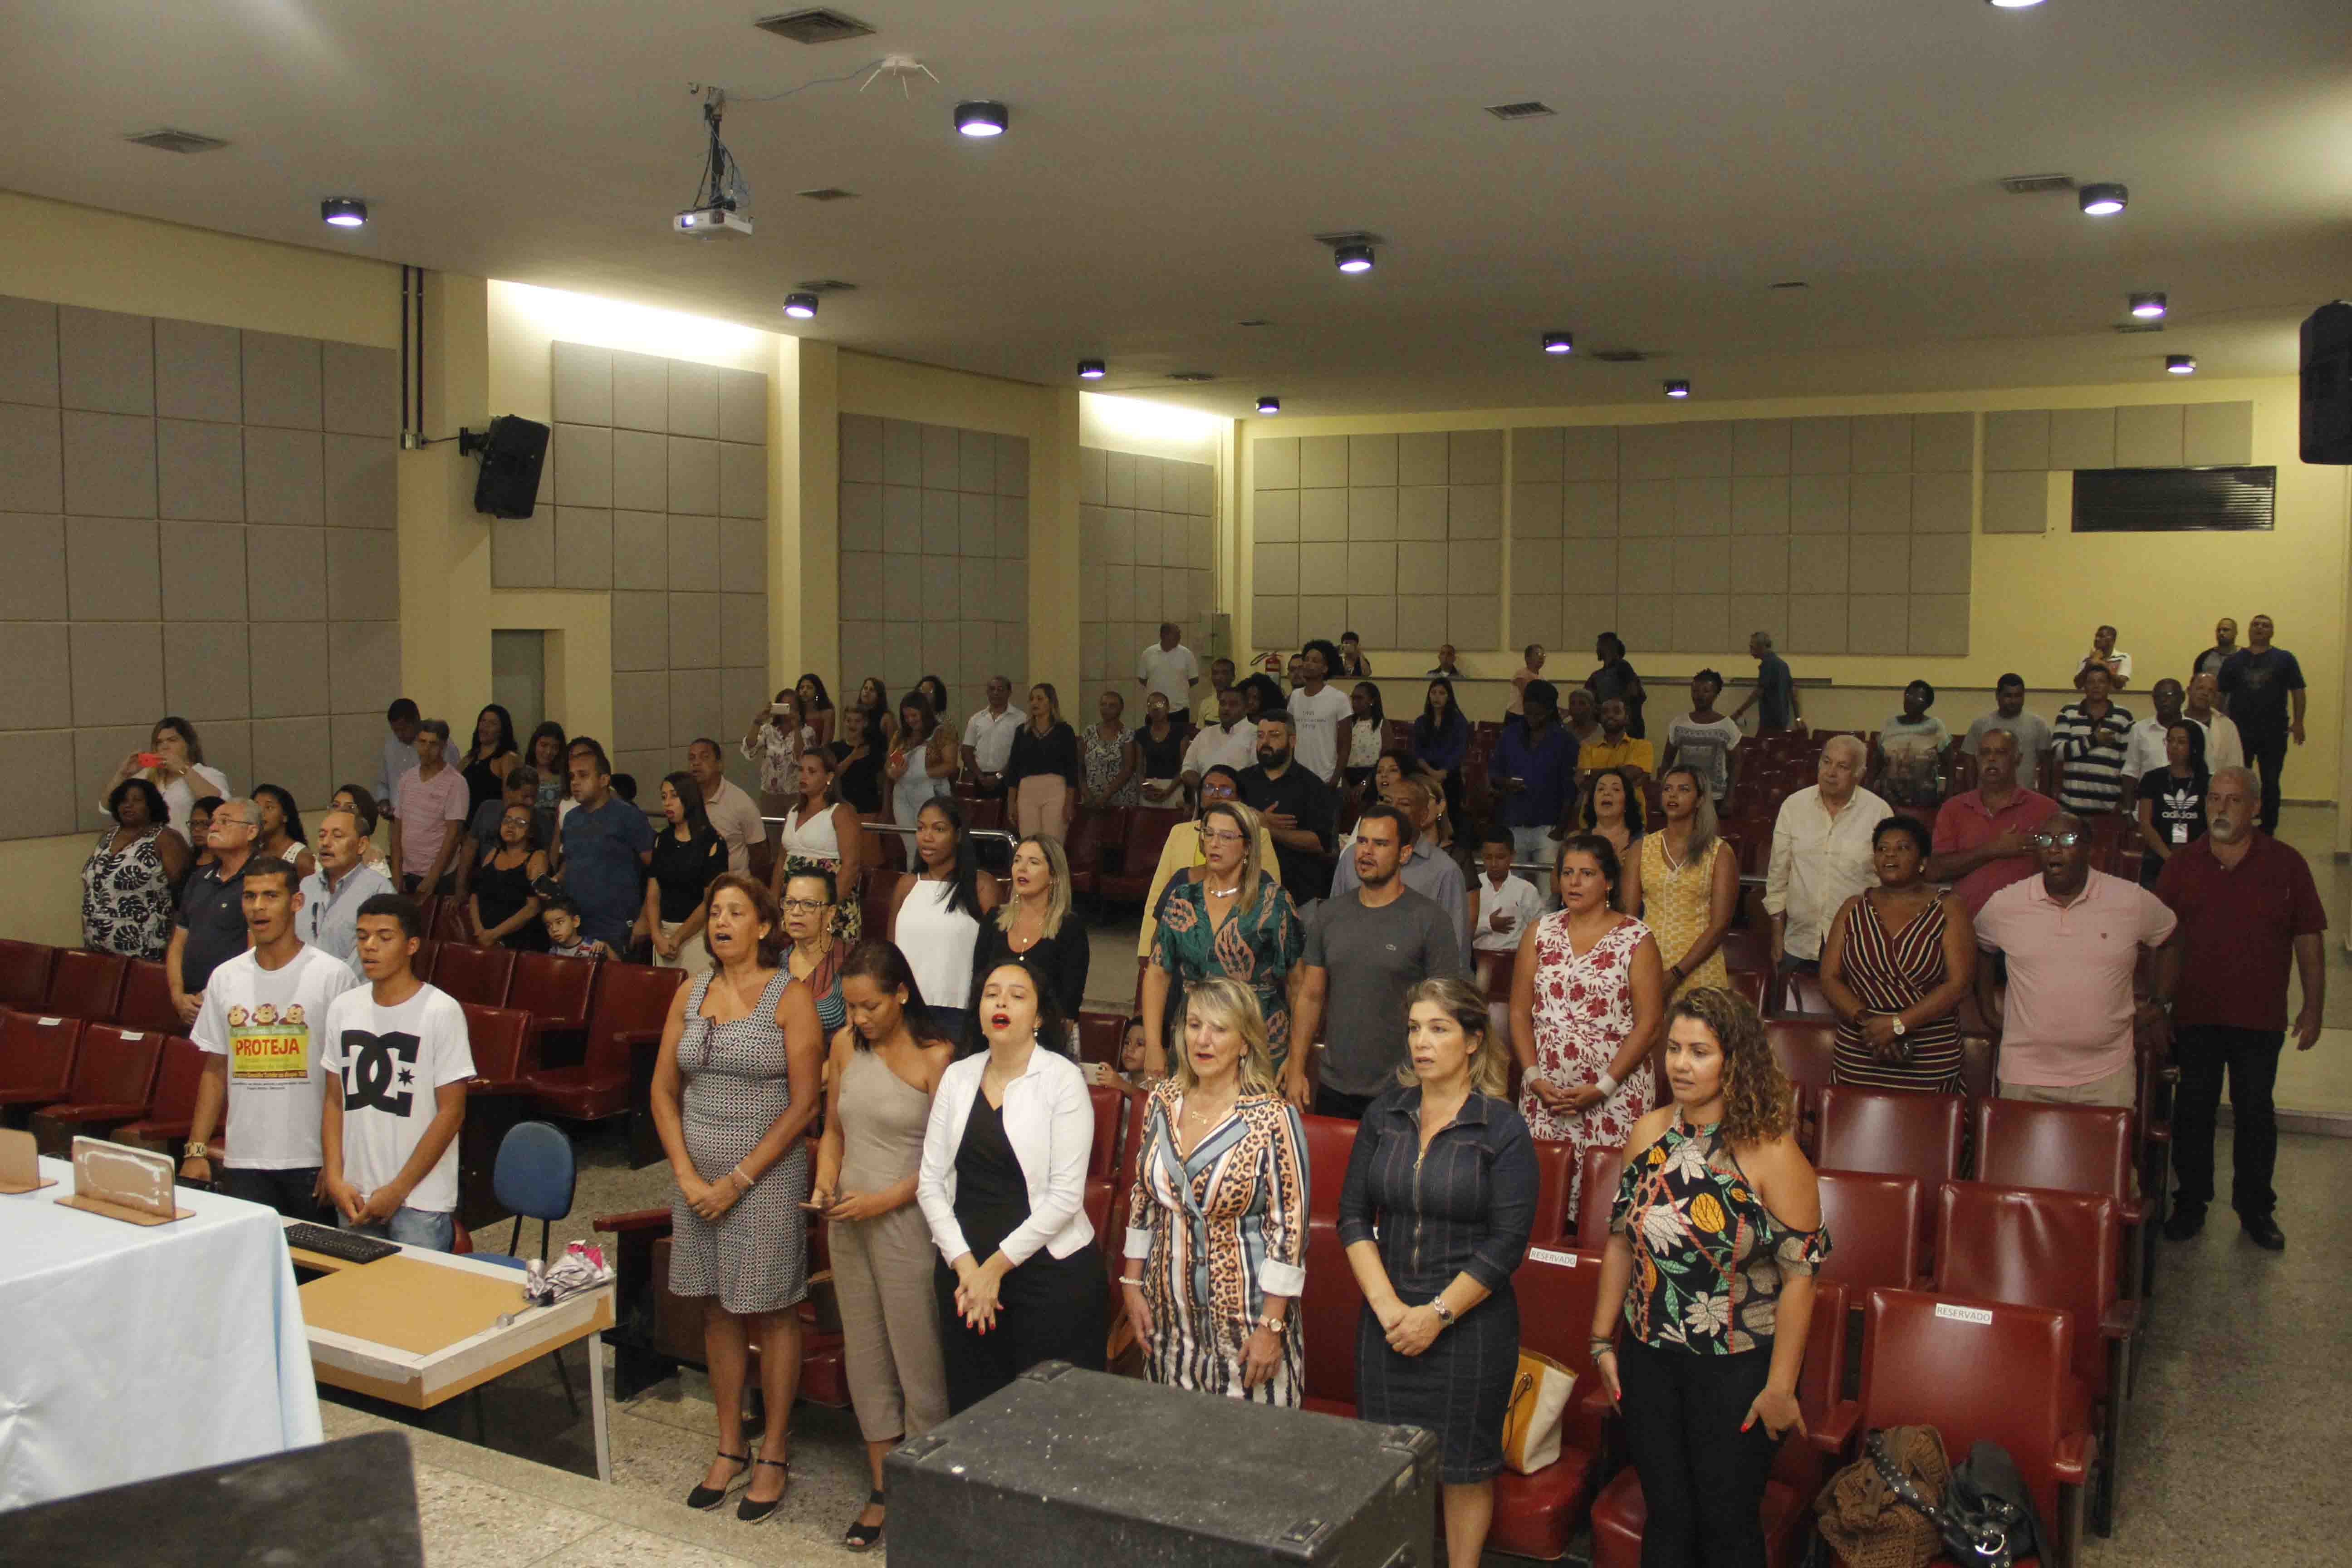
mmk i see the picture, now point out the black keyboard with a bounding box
[284,1221,400,1264]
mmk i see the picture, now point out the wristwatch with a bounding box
[1429,1299,1456,1327]
[182,1139,209,1161]
[1890,1015,1906,1039]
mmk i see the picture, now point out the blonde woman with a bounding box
[1338,976,1535,1568]
[968,835,1090,1032]
[1121,977,1308,1405]
[1003,683,1080,843]
[1142,799,1305,1080]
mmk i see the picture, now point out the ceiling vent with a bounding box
[125,128,228,154]
[1311,229,1382,248]
[755,9,877,44]
[1484,100,1557,121]
[1998,173,2077,196]
[2112,320,2165,334]
[1592,349,1649,363]
[1166,371,1217,383]
[795,278,857,293]
[796,186,858,201]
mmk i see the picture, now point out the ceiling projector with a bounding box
[674,204,753,237]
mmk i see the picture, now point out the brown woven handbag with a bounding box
[1811,1424,1951,1568]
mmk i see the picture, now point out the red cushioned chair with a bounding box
[431,942,516,1009]
[1098,807,1189,907]
[508,951,598,1034]
[1589,1279,1858,1568]
[431,897,471,944]
[1076,1010,1127,1066]
[1723,966,1773,1016]
[1301,1113,1357,1222]
[1971,1098,2146,1299]
[0,1010,83,1124]
[1065,805,1116,901]
[454,1003,546,1228]
[1816,1086,1965,1195]
[113,959,182,1036]
[412,897,441,942]
[1298,1219,1359,1417]
[1814,1171,1929,1304]
[460,1003,542,1094]
[1764,1019,1837,1156]
[1529,1137,1578,1245]
[861,869,904,948]
[109,1035,209,1154]
[1856,1289,2096,1568]
[1088,1083,1123,1181]
[527,962,687,1122]
[1573,1143,1626,1247]
[1487,1246,1616,1561]
[1935,1182,2136,1535]
[45,949,127,1022]
[29,1023,165,1153]
[0,941,56,1014]
[412,940,441,985]
[1776,970,1835,1019]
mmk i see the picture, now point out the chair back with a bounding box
[461,1003,539,1085]
[1088,1083,1123,1180]
[412,939,441,984]
[1118,807,1191,883]
[147,1036,208,1122]
[1299,1219,1359,1412]
[1574,1143,1626,1245]
[63,1024,163,1107]
[1065,807,1117,894]
[1075,1010,1127,1066]
[0,941,55,1013]
[1859,1288,2076,1527]
[46,950,127,1021]
[1529,1137,1577,1245]
[1817,1087,1966,1191]
[1765,1019,1837,1152]
[430,897,471,944]
[1515,1245,1614,1449]
[431,943,516,1009]
[861,869,904,946]
[1933,1181,2122,1400]
[0,1010,82,1098]
[1814,1171,1927,1298]
[1972,1099,2135,1207]
[1722,966,1771,1015]
[509,951,598,1032]
[1301,1112,1357,1221]
[493,1120,577,1222]
[1771,1278,1852,1494]
[1116,1088,1151,1192]
[114,960,181,1035]
[583,962,689,1078]
[1778,970,1835,1017]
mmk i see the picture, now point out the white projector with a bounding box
[674,205,754,237]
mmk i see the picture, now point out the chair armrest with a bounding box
[36,1101,147,1123]
[2099,1300,2140,1341]
[1574,1372,1616,1424]
[593,1208,676,1235]
[2052,1429,2097,1485]
[615,1028,665,1051]
[1809,1399,1861,1457]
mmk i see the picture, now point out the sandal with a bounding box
[737,1455,791,1523]
[684,1451,748,1510]
[844,1489,887,1552]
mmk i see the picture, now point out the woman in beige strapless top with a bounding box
[812,941,957,1553]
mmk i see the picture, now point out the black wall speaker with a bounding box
[2300,301,2352,465]
[464,415,549,518]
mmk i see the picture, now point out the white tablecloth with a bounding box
[0,1158,321,1507]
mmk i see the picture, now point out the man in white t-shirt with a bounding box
[1288,639,1357,785]
[1662,669,1744,805]
[1136,622,1201,711]
[960,674,1023,797]
[177,856,364,1216]
[321,895,475,1252]
[1181,685,1259,794]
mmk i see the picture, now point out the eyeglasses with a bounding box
[781,897,833,914]
[1201,829,1248,845]
[2029,829,2084,848]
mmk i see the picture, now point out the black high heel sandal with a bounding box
[737,1455,791,1523]
[684,1451,748,1510]
[844,1489,887,1552]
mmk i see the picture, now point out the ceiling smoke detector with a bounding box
[1166,372,1217,382]
[1998,173,2077,196]
[125,127,228,154]
[1484,101,1557,121]
[1592,349,1649,363]
[795,278,857,293]
[796,187,858,202]
[755,8,877,44]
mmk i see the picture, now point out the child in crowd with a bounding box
[540,896,615,960]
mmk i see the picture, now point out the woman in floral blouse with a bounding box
[1589,985,1828,1568]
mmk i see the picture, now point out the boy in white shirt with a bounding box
[177,856,363,1216]
[321,894,475,1252]
[1470,830,1544,955]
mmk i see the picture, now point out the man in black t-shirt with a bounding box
[1236,710,1335,902]
[2217,614,2306,833]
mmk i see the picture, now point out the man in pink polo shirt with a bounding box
[1972,811,2177,1107]
[1927,727,2056,916]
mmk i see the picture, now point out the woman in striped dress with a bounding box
[1818,817,1978,1090]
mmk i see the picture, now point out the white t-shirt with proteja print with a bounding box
[192,945,364,1170]
[322,983,476,1214]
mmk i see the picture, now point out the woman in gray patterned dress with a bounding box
[650,872,828,1524]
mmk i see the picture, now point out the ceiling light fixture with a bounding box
[320,197,368,228]
[1334,243,1375,274]
[782,293,819,319]
[1256,396,1281,414]
[1076,359,1105,379]
[2128,291,2167,319]
[2166,354,2196,375]
[1985,0,2044,9]
[2078,182,2127,216]
[1663,379,1691,399]
[1542,332,1574,355]
[955,101,1008,137]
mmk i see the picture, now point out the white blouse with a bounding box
[917,1045,1096,1267]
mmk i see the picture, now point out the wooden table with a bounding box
[289,1227,615,1481]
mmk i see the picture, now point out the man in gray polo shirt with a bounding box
[1285,805,1464,1120]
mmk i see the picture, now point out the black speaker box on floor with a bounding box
[2301,301,2352,465]
[886,1362,1438,1566]
[463,414,550,518]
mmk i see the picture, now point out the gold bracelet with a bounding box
[730,1165,753,1191]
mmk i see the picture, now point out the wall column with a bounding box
[397,271,491,721]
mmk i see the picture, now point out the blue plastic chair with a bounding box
[477,1120,576,1269]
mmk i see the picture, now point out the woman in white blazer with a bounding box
[917,960,1107,1412]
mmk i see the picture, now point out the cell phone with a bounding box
[136,752,164,768]
[770,703,793,717]
[799,1199,828,1211]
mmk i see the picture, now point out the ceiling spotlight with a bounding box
[2165,354,2196,375]
[1663,379,1690,399]
[1542,332,1574,355]
[2128,291,2168,319]
[955,101,1008,137]
[1333,243,1375,274]
[1986,0,2045,8]
[782,292,819,319]
[1256,395,1281,415]
[320,197,368,228]
[1076,359,1105,380]
[2078,182,2127,216]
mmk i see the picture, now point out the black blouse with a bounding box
[648,826,726,922]
[1135,720,1188,780]
[1337,1085,1537,1297]
[969,916,1092,1030]
[1005,722,1082,791]
[832,741,885,814]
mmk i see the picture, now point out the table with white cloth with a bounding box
[0,1158,321,1508]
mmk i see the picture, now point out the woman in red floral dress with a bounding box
[1509,832,1667,1214]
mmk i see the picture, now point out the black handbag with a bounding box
[1865,1431,2044,1568]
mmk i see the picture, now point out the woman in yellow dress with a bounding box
[1618,764,1739,1000]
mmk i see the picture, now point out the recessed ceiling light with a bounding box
[1076,359,1105,379]
[2078,182,2127,216]
[1663,379,1690,399]
[1986,0,2044,9]
[320,197,368,228]
[1256,395,1281,414]
[955,101,1008,137]
[2128,291,2167,319]
[2166,354,2196,375]
[1334,243,1374,274]
[1542,332,1574,355]
[782,292,819,318]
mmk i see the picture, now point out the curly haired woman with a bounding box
[1588,986,1829,1568]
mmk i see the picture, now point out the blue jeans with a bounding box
[343,1206,456,1252]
